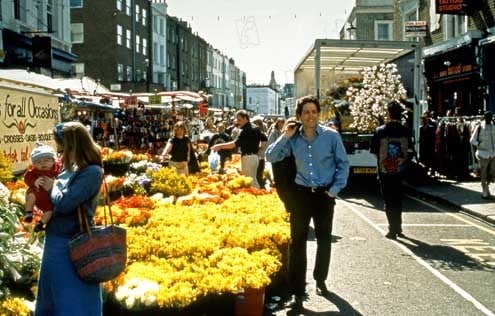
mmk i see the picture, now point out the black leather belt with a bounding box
[295,183,330,194]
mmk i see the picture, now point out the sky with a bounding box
[167,0,355,86]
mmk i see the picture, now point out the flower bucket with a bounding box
[234,288,265,316]
[103,162,130,176]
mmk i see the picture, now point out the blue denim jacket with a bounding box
[265,124,349,197]
[46,164,103,238]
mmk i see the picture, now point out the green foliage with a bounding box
[0,184,41,300]
[148,167,192,197]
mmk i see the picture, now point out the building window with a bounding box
[136,35,140,53]
[14,0,20,19]
[160,18,164,35]
[444,15,467,39]
[117,25,123,45]
[142,38,147,56]
[136,69,142,81]
[71,23,84,44]
[126,29,131,48]
[125,0,131,16]
[135,4,140,22]
[160,45,164,65]
[116,0,122,11]
[47,0,53,33]
[375,21,392,41]
[126,65,133,81]
[70,0,83,8]
[73,63,85,78]
[118,64,124,81]
[153,42,158,61]
[142,8,147,26]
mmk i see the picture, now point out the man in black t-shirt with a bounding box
[211,110,267,188]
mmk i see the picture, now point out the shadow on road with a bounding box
[281,291,364,316]
[398,235,495,272]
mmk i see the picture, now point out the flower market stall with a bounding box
[0,148,290,316]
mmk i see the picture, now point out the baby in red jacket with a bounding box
[24,144,62,232]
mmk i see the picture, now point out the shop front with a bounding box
[423,31,484,117]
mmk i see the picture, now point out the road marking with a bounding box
[407,195,495,237]
[338,199,495,316]
[376,223,472,227]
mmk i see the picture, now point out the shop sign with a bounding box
[124,96,138,107]
[405,21,427,38]
[0,85,60,173]
[110,84,121,91]
[148,95,161,104]
[436,0,481,15]
[432,63,474,80]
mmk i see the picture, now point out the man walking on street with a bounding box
[211,110,266,188]
[371,100,413,240]
[470,111,495,199]
[266,95,349,309]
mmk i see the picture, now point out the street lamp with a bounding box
[346,22,356,40]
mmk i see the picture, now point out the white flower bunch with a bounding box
[0,182,10,206]
[347,63,407,132]
[115,278,160,310]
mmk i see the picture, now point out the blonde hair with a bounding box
[54,121,102,171]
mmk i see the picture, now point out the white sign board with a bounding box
[0,85,60,173]
[405,21,427,38]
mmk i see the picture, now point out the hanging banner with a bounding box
[0,85,60,173]
[148,95,162,104]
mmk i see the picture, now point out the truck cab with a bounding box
[340,132,377,176]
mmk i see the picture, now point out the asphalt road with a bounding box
[268,177,495,316]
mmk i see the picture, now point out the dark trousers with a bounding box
[256,159,265,188]
[379,175,403,234]
[289,188,335,296]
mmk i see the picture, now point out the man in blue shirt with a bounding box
[266,95,349,309]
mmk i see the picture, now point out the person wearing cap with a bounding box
[23,143,62,232]
[470,111,495,199]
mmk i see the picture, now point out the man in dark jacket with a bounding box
[371,101,414,240]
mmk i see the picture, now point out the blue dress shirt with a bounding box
[265,124,349,197]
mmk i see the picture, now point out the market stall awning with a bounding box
[295,39,417,75]
[294,39,418,99]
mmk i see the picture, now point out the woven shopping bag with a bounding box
[68,183,127,283]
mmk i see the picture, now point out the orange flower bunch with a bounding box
[103,176,126,193]
[4,180,27,191]
[113,195,154,209]
[131,153,150,162]
[94,204,151,227]
[232,187,270,196]
[100,147,112,156]
[102,149,133,164]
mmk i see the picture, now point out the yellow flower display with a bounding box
[108,192,290,310]
[0,296,31,316]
